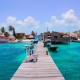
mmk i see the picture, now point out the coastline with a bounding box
[11,39,33,42]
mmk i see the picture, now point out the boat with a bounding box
[49,45,58,51]
[31,40,38,44]
[46,42,51,47]
[43,41,51,47]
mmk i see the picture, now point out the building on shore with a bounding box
[70,32,78,41]
[70,31,80,41]
[8,35,16,42]
[43,31,70,44]
[0,36,8,43]
[0,33,8,43]
[28,35,34,39]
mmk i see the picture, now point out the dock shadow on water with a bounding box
[48,49,59,53]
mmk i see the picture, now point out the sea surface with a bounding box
[48,42,80,80]
[0,42,31,80]
[0,42,80,80]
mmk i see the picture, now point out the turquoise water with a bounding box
[48,42,80,80]
[0,42,31,80]
[0,42,80,80]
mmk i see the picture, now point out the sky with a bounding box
[0,0,80,34]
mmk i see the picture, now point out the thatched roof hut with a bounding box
[28,35,34,39]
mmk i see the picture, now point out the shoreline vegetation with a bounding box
[0,25,36,43]
[0,25,80,43]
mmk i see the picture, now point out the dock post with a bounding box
[25,45,30,57]
[46,50,48,55]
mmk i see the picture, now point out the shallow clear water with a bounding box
[0,42,31,80]
[48,42,80,80]
[0,42,80,80]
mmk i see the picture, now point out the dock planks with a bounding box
[11,41,64,80]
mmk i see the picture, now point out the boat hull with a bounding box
[49,46,58,51]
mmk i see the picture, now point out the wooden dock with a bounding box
[11,41,64,80]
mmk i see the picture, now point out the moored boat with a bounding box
[46,42,51,47]
[31,40,38,44]
[49,45,58,51]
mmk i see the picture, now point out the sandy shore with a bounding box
[8,39,33,43]
[22,39,33,42]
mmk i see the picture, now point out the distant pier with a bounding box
[11,41,64,80]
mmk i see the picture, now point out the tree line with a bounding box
[0,26,36,39]
[0,26,15,37]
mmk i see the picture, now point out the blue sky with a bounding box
[0,0,80,34]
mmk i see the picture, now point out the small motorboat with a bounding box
[31,40,38,44]
[49,45,58,51]
[47,42,51,47]
[43,42,51,47]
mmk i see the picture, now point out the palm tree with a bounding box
[31,31,35,37]
[0,27,5,34]
[13,28,16,37]
[8,25,15,36]
[8,25,14,32]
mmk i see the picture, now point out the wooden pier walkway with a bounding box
[11,41,64,80]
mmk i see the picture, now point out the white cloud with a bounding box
[16,16,40,28]
[0,9,80,33]
[61,9,79,27]
[0,16,40,34]
[45,17,65,27]
[7,16,16,23]
[55,20,65,26]
[62,9,77,21]
[24,16,35,22]
[16,20,25,26]
[45,9,80,28]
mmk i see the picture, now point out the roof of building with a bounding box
[28,35,34,38]
[0,36,8,38]
[8,35,15,39]
[16,33,25,35]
